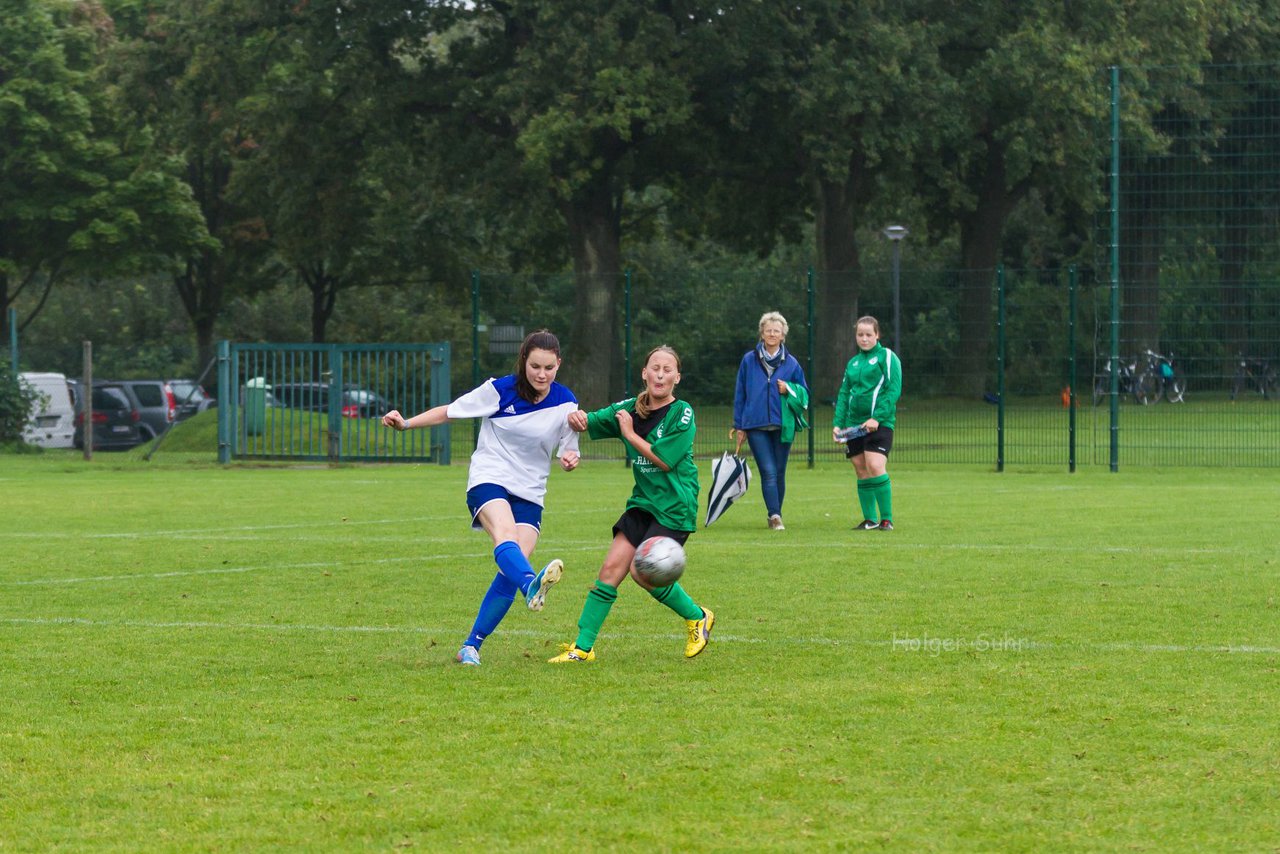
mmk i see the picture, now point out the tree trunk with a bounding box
[952,139,1018,397]
[1119,195,1161,357]
[1219,188,1249,364]
[813,174,863,401]
[175,253,225,399]
[301,263,339,344]
[560,181,623,407]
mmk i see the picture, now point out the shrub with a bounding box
[0,368,39,444]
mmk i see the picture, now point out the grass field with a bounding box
[1,453,1277,851]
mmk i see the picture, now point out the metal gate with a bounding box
[216,341,451,463]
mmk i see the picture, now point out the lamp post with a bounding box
[882,225,909,356]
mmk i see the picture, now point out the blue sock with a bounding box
[493,540,536,596]
[465,571,519,649]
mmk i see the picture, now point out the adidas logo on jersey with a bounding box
[503,405,517,414]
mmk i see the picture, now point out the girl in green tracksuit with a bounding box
[833,316,903,530]
[549,345,715,663]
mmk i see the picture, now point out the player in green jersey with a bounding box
[833,316,902,530]
[548,345,715,662]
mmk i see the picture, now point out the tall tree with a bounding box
[105,0,277,377]
[922,0,1215,394]
[1,0,207,345]
[651,1,944,393]
[402,0,728,403]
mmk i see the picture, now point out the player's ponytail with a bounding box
[634,345,681,419]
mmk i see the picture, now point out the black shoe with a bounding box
[878,520,894,531]
[855,520,879,530]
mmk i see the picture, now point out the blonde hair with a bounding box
[758,311,788,339]
[635,345,681,420]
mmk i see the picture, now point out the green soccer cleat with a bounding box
[525,559,563,612]
[685,608,715,658]
[547,643,595,663]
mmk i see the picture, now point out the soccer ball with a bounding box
[634,536,686,586]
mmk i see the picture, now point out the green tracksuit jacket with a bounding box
[834,342,901,431]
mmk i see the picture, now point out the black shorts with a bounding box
[844,426,894,458]
[612,507,691,549]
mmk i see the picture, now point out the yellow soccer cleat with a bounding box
[547,643,596,663]
[684,608,715,658]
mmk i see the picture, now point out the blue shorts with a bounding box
[466,483,543,532]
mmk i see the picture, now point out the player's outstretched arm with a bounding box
[383,404,450,431]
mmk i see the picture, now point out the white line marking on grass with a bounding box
[2,617,1277,656]
[2,546,605,586]
[0,517,449,539]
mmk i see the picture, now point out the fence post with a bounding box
[1108,66,1122,473]
[431,342,452,465]
[327,345,342,460]
[217,340,231,464]
[996,266,1005,472]
[806,267,815,468]
[1068,266,1077,473]
[81,340,93,461]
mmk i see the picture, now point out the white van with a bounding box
[20,372,77,449]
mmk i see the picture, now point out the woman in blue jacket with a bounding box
[733,311,809,530]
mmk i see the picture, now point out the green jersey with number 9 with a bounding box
[585,398,699,532]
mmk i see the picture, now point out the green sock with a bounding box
[856,478,879,522]
[648,582,703,621]
[867,473,892,522]
[574,580,617,651]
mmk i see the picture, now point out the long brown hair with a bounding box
[634,345,681,419]
[513,330,561,403]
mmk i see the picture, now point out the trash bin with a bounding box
[244,377,269,436]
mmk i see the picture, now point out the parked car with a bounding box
[167,378,216,420]
[73,383,144,450]
[19,372,77,449]
[271,383,390,418]
[111,380,177,439]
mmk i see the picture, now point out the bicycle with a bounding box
[1231,354,1277,401]
[1092,357,1140,405]
[1133,349,1186,405]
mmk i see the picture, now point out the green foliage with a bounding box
[0,0,210,323]
[1,459,1278,849]
[0,367,39,442]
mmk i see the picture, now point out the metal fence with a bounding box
[462,264,1277,469]
[216,341,451,463]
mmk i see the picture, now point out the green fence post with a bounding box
[431,342,452,465]
[327,345,342,460]
[1108,66,1122,473]
[996,265,1006,472]
[217,340,231,464]
[806,267,815,468]
[1068,266,1078,473]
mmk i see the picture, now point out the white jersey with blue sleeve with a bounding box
[445,375,579,506]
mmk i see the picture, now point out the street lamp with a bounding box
[882,225,909,356]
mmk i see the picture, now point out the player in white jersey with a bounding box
[382,330,580,666]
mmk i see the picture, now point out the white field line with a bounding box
[1,536,1263,587]
[1,615,1278,656]
[1,546,606,586]
[0,517,444,539]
